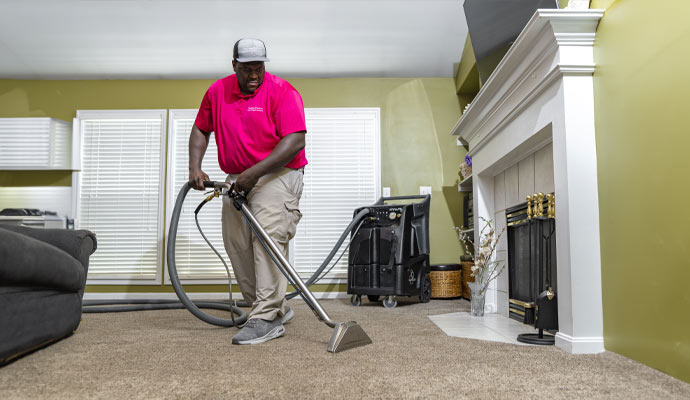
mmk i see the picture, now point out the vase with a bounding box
[468,282,485,317]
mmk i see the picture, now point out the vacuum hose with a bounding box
[165,182,247,326]
[83,181,370,329]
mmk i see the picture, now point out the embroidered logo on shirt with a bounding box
[247,106,264,112]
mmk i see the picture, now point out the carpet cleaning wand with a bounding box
[199,180,371,353]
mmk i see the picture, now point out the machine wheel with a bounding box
[350,294,361,307]
[367,295,380,303]
[419,273,431,303]
[382,295,397,308]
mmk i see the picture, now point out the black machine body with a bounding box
[347,195,431,308]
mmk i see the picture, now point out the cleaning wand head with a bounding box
[327,321,372,353]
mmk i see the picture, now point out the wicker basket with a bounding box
[461,261,475,299]
[429,264,462,299]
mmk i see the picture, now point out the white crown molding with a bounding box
[451,9,604,151]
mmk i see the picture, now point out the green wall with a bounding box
[0,77,464,293]
[593,0,690,383]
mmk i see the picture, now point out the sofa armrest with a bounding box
[0,226,96,274]
[0,228,86,292]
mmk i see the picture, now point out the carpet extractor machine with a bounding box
[347,194,431,308]
[167,181,372,353]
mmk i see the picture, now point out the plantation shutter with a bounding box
[165,110,230,280]
[293,108,380,280]
[76,110,166,281]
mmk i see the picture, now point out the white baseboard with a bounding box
[83,291,349,301]
[555,332,605,354]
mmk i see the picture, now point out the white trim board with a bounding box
[555,332,605,354]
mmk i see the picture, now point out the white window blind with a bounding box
[165,110,231,281]
[294,108,380,280]
[0,118,72,169]
[76,110,166,282]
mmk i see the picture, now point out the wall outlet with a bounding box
[419,186,432,197]
[382,187,391,197]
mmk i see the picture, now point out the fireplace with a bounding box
[452,10,605,353]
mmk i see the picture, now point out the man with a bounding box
[188,38,307,345]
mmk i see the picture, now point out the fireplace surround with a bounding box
[452,9,605,354]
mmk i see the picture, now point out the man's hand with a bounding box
[235,169,260,193]
[189,168,210,191]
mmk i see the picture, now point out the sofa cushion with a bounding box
[0,228,85,292]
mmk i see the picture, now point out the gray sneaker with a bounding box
[232,318,285,345]
[281,307,294,324]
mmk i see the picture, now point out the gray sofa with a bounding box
[0,225,96,365]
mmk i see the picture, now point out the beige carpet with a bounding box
[1,298,689,399]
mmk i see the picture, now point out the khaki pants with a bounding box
[221,167,303,321]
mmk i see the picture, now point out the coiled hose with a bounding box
[83,182,369,329]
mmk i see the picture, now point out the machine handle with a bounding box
[203,181,216,188]
[375,194,430,205]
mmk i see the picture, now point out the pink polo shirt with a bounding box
[194,72,308,174]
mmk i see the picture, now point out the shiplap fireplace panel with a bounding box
[452,10,605,354]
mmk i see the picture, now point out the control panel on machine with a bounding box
[366,206,403,223]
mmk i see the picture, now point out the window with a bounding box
[76,110,166,283]
[293,108,380,280]
[165,110,230,282]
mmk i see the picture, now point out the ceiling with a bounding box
[0,0,468,80]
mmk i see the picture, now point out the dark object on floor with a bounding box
[347,195,430,308]
[0,225,96,365]
[429,264,462,299]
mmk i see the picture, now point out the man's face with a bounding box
[233,61,265,95]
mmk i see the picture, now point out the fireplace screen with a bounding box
[506,194,557,326]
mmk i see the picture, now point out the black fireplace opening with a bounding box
[506,194,558,332]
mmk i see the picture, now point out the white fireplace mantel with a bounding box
[452,9,605,354]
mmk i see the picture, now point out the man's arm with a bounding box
[188,124,211,190]
[235,131,306,193]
